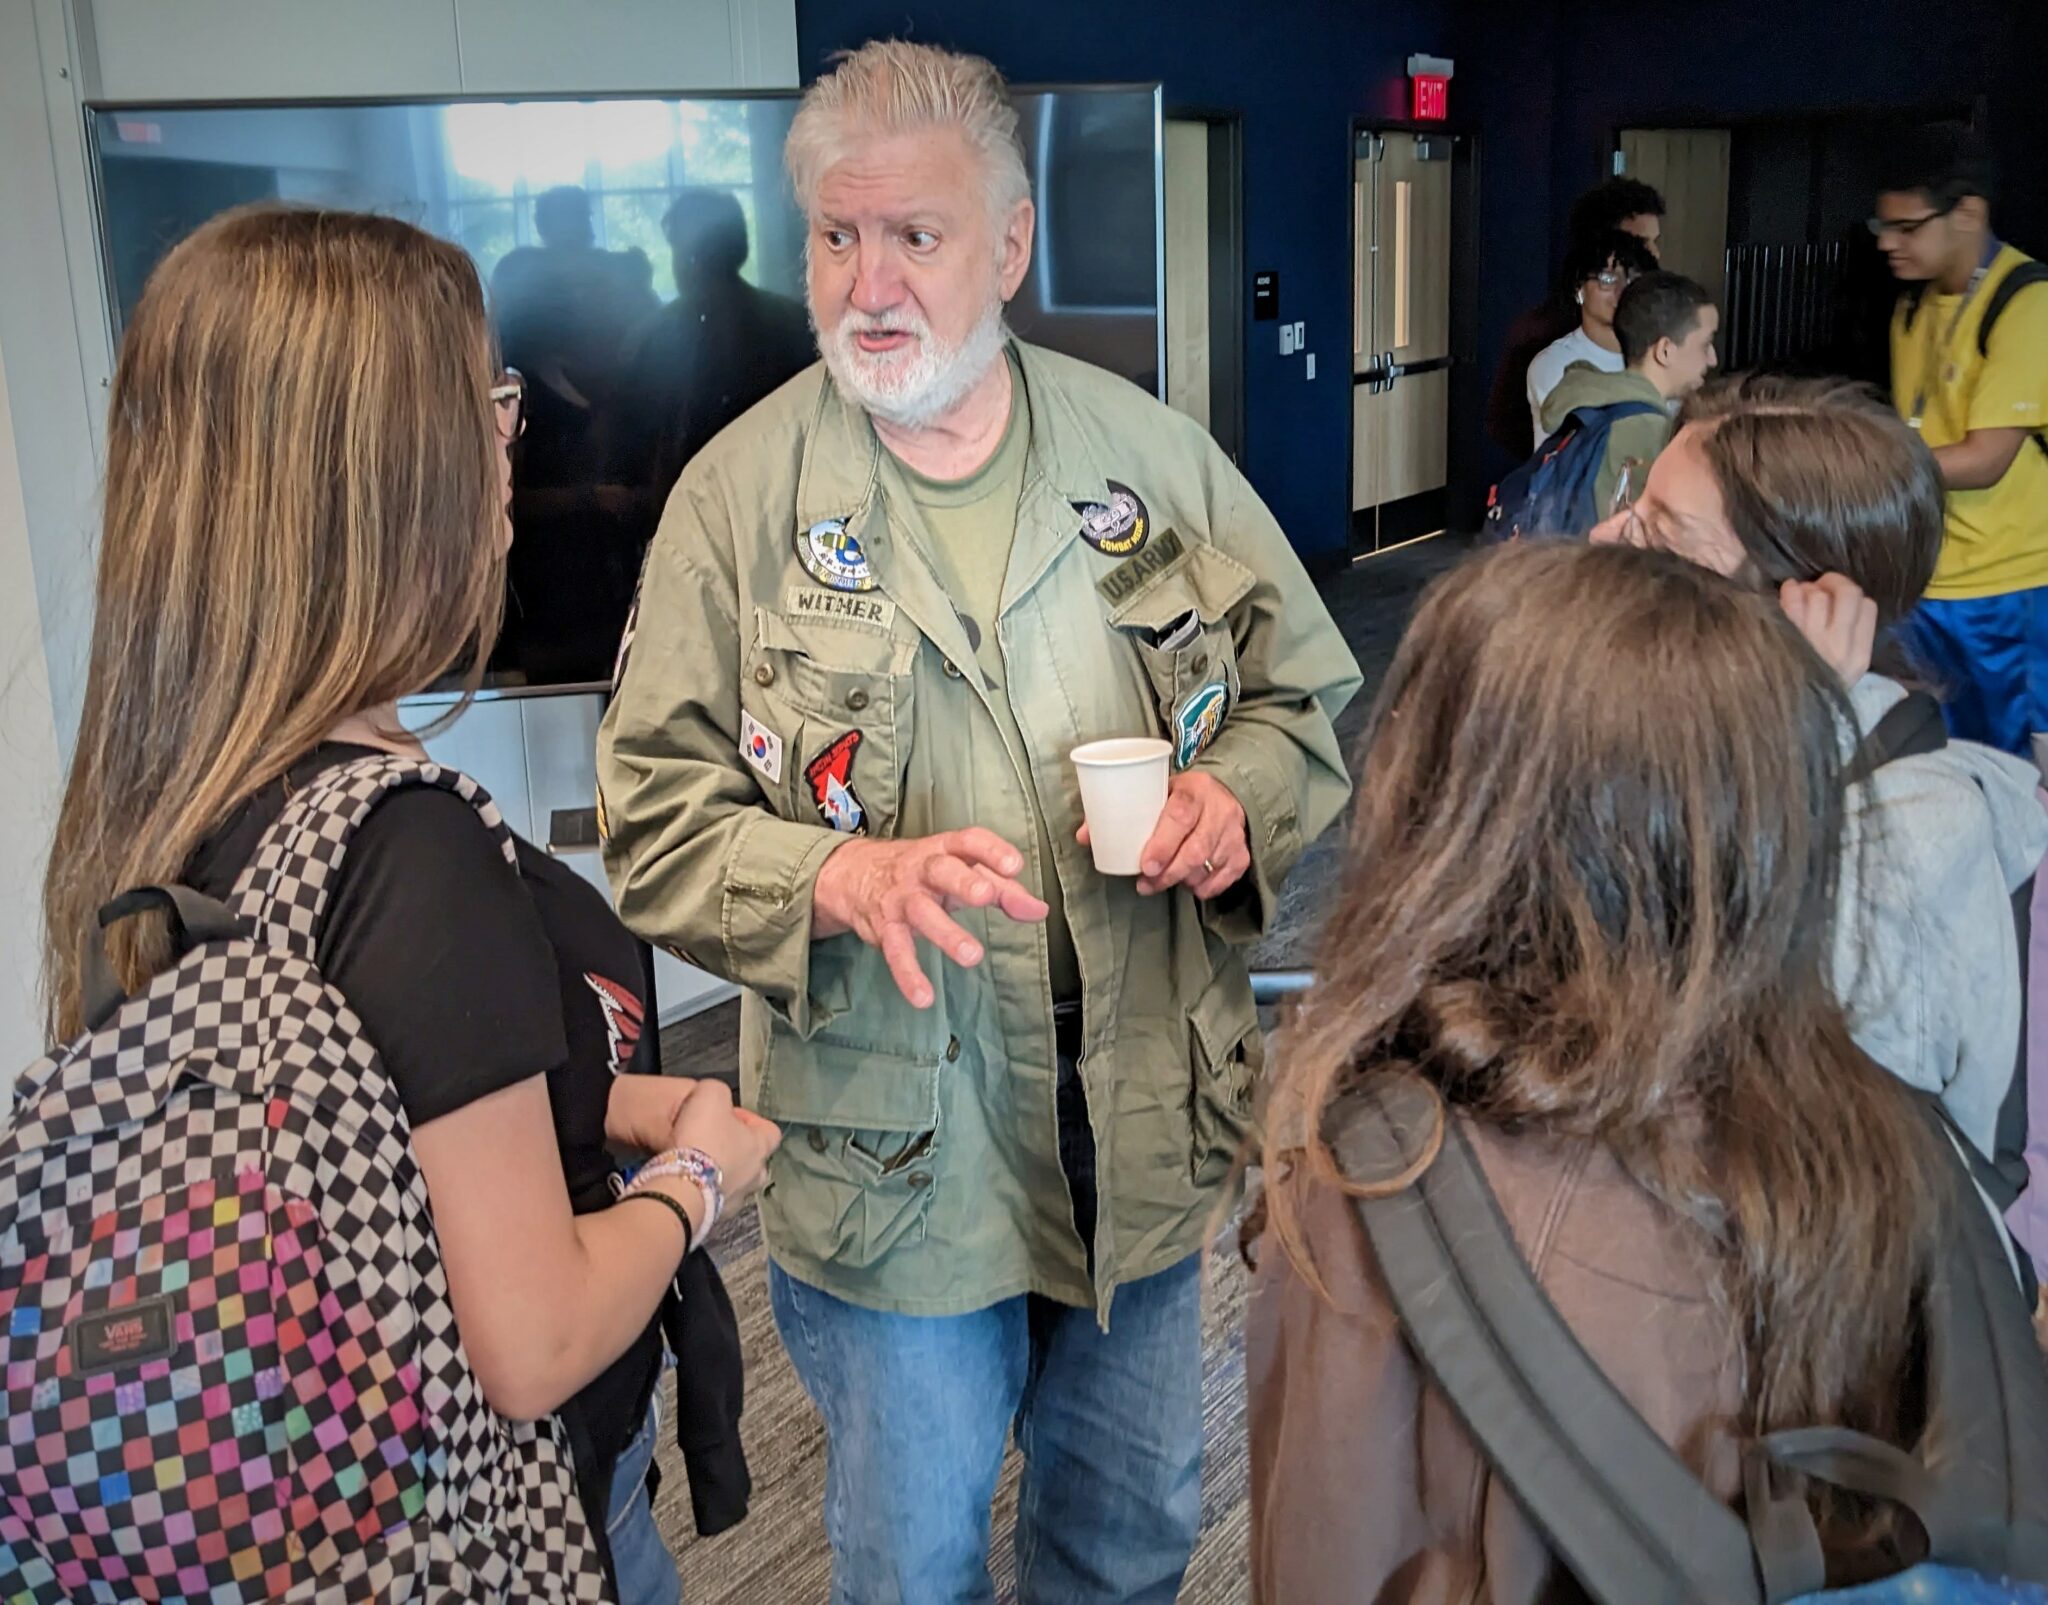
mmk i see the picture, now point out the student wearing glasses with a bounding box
[1524,230,1658,450]
[1875,123,2048,757]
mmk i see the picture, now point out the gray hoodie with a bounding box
[1836,674,2048,1155]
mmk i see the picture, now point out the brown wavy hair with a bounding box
[42,205,505,1039]
[1680,374,1946,629]
[1263,540,1944,1450]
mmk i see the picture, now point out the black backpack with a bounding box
[1335,1076,2048,1604]
[1899,260,2048,464]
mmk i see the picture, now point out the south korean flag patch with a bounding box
[740,710,784,784]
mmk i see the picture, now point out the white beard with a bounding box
[816,295,1009,431]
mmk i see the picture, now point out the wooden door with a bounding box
[1353,132,1452,529]
[1163,119,1212,432]
[1620,129,1731,304]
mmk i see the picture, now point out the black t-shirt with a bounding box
[186,743,664,1482]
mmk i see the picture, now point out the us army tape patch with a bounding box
[797,518,879,593]
[1174,680,1230,770]
[1073,480,1150,557]
[1096,526,1188,607]
[785,587,897,632]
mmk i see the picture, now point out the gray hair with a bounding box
[785,40,1032,223]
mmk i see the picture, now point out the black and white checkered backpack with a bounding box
[0,756,612,1602]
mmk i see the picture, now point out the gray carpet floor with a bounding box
[649,533,1470,1602]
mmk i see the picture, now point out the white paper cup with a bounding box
[1071,738,1172,876]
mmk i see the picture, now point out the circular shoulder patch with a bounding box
[796,519,879,593]
[1073,481,1150,557]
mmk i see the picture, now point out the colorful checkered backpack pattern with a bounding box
[0,757,612,1603]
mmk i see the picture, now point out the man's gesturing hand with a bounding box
[812,830,1049,1008]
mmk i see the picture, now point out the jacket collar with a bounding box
[794,338,1118,527]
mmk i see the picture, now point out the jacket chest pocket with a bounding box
[743,611,918,839]
[1109,538,1259,770]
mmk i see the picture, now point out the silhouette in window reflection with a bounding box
[613,188,817,528]
[491,186,657,684]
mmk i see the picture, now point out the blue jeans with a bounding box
[606,1387,683,1605]
[768,1256,1205,1605]
[1901,587,2048,756]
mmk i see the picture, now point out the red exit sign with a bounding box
[1407,54,1453,122]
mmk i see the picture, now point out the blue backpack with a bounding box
[1335,1078,2048,1605]
[1485,399,1666,541]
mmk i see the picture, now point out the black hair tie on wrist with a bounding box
[615,1187,694,1258]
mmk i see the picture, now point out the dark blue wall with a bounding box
[794,0,1454,562]
[1458,0,2047,481]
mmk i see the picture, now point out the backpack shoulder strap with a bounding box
[1977,261,2048,462]
[1333,1082,1764,1605]
[1588,399,1667,423]
[1760,1098,2048,1582]
[230,754,515,963]
[1850,689,1949,782]
[1976,259,2048,358]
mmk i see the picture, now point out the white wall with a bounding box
[0,0,796,1057]
[0,344,66,1083]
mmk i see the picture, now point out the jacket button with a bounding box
[1192,652,1210,679]
[754,664,775,687]
[846,688,870,711]
[807,1127,827,1153]
[906,1171,933,1190]
[945,1036,961,1062]
[942,659,963,679]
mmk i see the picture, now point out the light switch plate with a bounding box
[1279,325,1296,356]
[1305,352,1316,380]
[1291,320,1305,347]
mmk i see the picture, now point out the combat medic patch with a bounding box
[1174,681,1230,770]
[1073,480,1150,557]
[805,730,868,834]
[797,518,879,593]
[740,710,784,783]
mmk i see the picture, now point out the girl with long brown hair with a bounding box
[1593,376,2048,1173]
[1248,540,1953,1602]
[35,205,778,1600]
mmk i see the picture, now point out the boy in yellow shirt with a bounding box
[1877,124,2048,755]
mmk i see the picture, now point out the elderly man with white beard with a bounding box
[598,39,1359,1603]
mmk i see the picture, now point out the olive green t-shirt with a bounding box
[888,362,1082,1001]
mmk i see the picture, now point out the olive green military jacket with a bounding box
[598,341,1360,1318]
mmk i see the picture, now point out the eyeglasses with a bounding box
[491,368,527,440]
[1867,203,1956,240]
[1589,270,1627,290]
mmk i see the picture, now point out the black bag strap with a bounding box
[1757,1099,2048,1581]
[80,884,246,1033]
[1977,262,2048,462]
[1976,260,2048,358]
[1334,1082,1766,1605]
[1850,690,1949,783]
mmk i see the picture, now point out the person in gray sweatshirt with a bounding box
[1594,374,2048,1158]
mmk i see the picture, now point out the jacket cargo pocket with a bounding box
[744,610,917,838]
[1188,965,1263,1189]
[1109,541,1258,771]
[759,1034,942,1271]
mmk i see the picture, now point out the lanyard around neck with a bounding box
[1908,237,2001,430]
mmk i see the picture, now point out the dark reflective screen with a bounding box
[91,90,1161,689]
